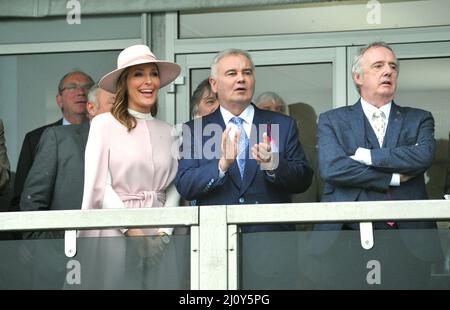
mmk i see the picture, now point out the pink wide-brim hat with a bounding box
[98,44,181,93]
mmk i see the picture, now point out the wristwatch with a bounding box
[159,232,170,245]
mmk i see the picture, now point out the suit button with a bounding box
[239,197,245,203]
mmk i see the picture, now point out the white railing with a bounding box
[1,199,450,289]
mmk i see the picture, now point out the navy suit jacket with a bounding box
[318,100,434,207]
[312,100,440,260]
[176,105,313,232]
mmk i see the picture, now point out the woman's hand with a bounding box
[126,229,167,264]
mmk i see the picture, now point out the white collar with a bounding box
[62,118,71,125]
[220,104,254,126]
[128,108,153,120]
[360,98,391,121]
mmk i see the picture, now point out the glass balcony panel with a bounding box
[240,224,450,289]
[0,230,191,289]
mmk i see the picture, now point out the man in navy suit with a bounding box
[311,42,441,289]
[176,49,313,288]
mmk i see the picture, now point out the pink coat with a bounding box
[80,112,178,237]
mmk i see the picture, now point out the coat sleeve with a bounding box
[9,132,34,211]
[370,111,436,175]
[0,120,10,194]
[318,112,392,191]
[20,128,57,212]
[21,128,65,239]
[175,122,226,201]
[81,116,110,210]
[446,132,450,195]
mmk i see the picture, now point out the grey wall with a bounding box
[0,56,18,169]
[2,51,118,170]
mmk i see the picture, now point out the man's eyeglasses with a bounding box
[60,83,93,94]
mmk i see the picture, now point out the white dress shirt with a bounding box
[353,99,399,186]
[217,105,255,177]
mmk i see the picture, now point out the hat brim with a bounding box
[98,59,181,93]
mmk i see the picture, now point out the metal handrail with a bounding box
[2,200,450,232]
[0,206,198,232]
[227,200,450,224]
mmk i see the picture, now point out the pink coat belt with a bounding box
[118,190,166,208]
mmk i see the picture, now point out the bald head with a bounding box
[87,86,115,119]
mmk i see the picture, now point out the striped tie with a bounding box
[230,117,249,179]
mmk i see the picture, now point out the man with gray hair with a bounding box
[177,48,312,225]
[255,91,287,114]
[10,70,94,212]
[312,41,441,289]
[176,48,313,289]
[21,86,114,235]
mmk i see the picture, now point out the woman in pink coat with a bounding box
[78,45,184,289]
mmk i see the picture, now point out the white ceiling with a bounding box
[180,0,450,38]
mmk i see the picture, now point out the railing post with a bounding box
[359,222,374,250]
[190,225,200,290]
[199,205,228,289]
[227,224,239,290]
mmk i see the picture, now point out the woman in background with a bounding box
[190,78,218,119]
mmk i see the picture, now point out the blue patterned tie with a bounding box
[230,117,249,179]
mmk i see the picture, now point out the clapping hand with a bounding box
[252,133,276,171]
[219,126,239,172]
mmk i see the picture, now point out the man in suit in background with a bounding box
[0,119,12,241]
[17,86,113,289]
[445,131,450,196]
[0,119,10,197]
[311,41,441,289]
[21,86,114,237]
[9,70,94,212]
[176,49,313,288]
